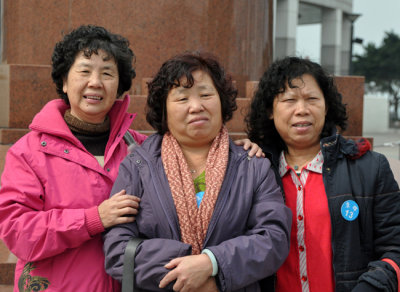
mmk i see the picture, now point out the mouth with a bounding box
[292,122,311,128]
[84,95,103,101]
[189,117,208,124]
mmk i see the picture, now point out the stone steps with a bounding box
[0,240,15,289]
[0,284,14,291]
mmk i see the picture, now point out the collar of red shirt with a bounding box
[278,150,324,177]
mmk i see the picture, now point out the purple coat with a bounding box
[103,134,292,292]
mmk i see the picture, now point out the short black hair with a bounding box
[246,56,347,150]
[51,25,136,104]
[146,52,237,134]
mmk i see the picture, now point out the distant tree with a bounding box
[353,31,400,121]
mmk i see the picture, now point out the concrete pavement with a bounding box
[364,129,400,183]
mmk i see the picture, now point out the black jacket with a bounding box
[263,131,400,292]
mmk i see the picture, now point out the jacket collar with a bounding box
[320,127,359,166]
[29,95,134,148]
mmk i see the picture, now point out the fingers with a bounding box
[113,213,136,225]
[159,257,183,289]
[233,139,267,158]
[159,269,178,289]
[111,190,141,203]
[245,142,265,158]
[112,189,127,197]
[233,138,251,149]
[98,189,141,228]
[160,255,211,291]
[117,196,140,209]
[247,144,258,157]
[164,257,183,269]
[256,148,265,158]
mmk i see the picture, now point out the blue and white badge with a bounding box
[341,200,359,221]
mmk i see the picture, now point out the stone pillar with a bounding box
[340,16,352,75]
[321,8,342,74]
[275,0,299,59]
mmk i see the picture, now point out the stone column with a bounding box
[275,0,299,59]
[341,16,352,75]
[321,7,342,74]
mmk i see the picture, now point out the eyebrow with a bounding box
[75,62,116,70]
[197,85,214,90]
[284,87,322,96]
[176,84,214,92]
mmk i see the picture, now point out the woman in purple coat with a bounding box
[103,52,292,291]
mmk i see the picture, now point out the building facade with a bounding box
[275,0,358,75]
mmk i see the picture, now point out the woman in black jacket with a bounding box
[247,56,400,292]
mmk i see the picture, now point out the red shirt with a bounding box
[276,151,335,292]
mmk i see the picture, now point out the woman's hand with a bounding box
[197,278,218,292]
[159,254,213,291]
[98,190,140,228]
[234,138,265,158]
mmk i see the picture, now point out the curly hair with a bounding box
[246,56,348,151]
[51,25,136,104]
[146,52,237,134]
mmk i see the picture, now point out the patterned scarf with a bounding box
[161,126,229,254]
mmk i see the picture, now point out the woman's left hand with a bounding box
[234,138,265,158]
[159,254,212,291]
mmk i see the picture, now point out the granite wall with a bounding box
[0,0,274,144]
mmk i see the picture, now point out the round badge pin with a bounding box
[341,200,359,221]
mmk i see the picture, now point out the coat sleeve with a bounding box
[0,145,95,262]
[103,157,192,290]
[356,153,400,291]
[207,158,292,291]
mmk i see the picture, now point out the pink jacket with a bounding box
[0,96,146,291]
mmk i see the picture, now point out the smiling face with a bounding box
[62,49,119,124]
[166,70,223,147]
[271,74,326,153]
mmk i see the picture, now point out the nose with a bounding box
[188,96,204,113]
[294,100,309,115]
[88,72,102,88]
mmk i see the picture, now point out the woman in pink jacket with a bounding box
[0,25,147,291]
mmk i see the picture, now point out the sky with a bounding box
[296,0,400,63]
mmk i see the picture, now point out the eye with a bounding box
[282,98,295,102]
[308,96,321,102]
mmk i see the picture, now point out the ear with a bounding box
[269,111,274,120]
[62,78,68,94]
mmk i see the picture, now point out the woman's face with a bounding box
[271,74,326,153]
[166,70,223,147]
[63,49,119,124]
